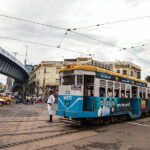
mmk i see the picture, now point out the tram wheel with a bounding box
[104,117,110,125]
[111,116,117,123]
[99,118,104,125]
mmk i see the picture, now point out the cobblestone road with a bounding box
[0,103,150,150]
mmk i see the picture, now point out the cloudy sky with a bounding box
[0,0,150,83]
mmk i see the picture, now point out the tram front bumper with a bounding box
[56,110,96,118]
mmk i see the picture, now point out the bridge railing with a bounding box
[0,47,28,73]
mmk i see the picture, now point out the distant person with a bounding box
[121,92,124,98]
[47,91,55,122]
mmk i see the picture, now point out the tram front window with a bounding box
[62,75,75,85]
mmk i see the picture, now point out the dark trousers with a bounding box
[49,115,52,122]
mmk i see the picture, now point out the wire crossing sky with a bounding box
[0,0,150,82]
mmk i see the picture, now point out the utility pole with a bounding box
[24,45,28,65]
[42,67,46,97]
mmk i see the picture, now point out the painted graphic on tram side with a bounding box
[141,100,147,110]
[98,98,131,116]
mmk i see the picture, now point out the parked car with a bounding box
[0,96,12,104]
[0,98,4,106]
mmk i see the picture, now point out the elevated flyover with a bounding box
[0,47,29,94]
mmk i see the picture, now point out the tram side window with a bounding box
[99,87,105,97]
[107,88,113,97]
[132,86,138,98]
[139,87,142,98]
[121,84,125,98]
[121,90,125,98]
[126,90,130,98]
[62,75,75,85]
[143,88,146,99]
[114,89,119,97]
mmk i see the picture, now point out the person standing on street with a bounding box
[47,90,55,122]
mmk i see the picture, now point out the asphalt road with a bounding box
[0,103,150,150]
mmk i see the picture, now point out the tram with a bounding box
[56,64,150,124]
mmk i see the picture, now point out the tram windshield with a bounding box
[62,75,75,85]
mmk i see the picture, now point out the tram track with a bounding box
[0,122,115,149]
[0,128,83,149]
[0,122,70,134]
[0,117,149,149]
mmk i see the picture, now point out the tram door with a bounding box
[131,86,139,115]
[83,75,95,111]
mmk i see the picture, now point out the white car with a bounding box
[0,98,4,106]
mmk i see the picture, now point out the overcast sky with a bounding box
[0,0,150,83]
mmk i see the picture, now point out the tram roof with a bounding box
[59,65,147,84]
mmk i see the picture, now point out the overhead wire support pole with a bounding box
[57,30,68,48]
[24,45,28,65]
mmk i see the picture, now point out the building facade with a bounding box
[64,58,141,79]
[64,57,93,65]
[110,62,141,79]
[29,61,63,96]
[6,77,13,92]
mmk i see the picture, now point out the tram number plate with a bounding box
[64,96,72,100]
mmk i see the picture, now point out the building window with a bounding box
[123,70,127,75]
[116,70,120,73]
[137,72,141,79]
[131,71,133,76]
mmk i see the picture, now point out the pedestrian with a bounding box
[47,90,55,122]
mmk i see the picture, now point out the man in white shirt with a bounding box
[47,90,55,122]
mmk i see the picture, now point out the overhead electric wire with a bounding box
[0,13,150,65]
[0,35,84,54]
[71,30,122,49]
[0,13,126,49]
[73,15,150,30]
[0,14,66,31]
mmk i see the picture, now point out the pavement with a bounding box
[0,103,150,150]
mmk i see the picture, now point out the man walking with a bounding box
[47,90,55,122]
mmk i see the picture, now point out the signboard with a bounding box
[63,95,72,100]
[96,72,112,80]
[71,85,81,90]
[96,72,145,87]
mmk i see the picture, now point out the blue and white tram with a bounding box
[56,64,150,123]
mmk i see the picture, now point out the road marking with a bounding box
[128,122,150,128]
